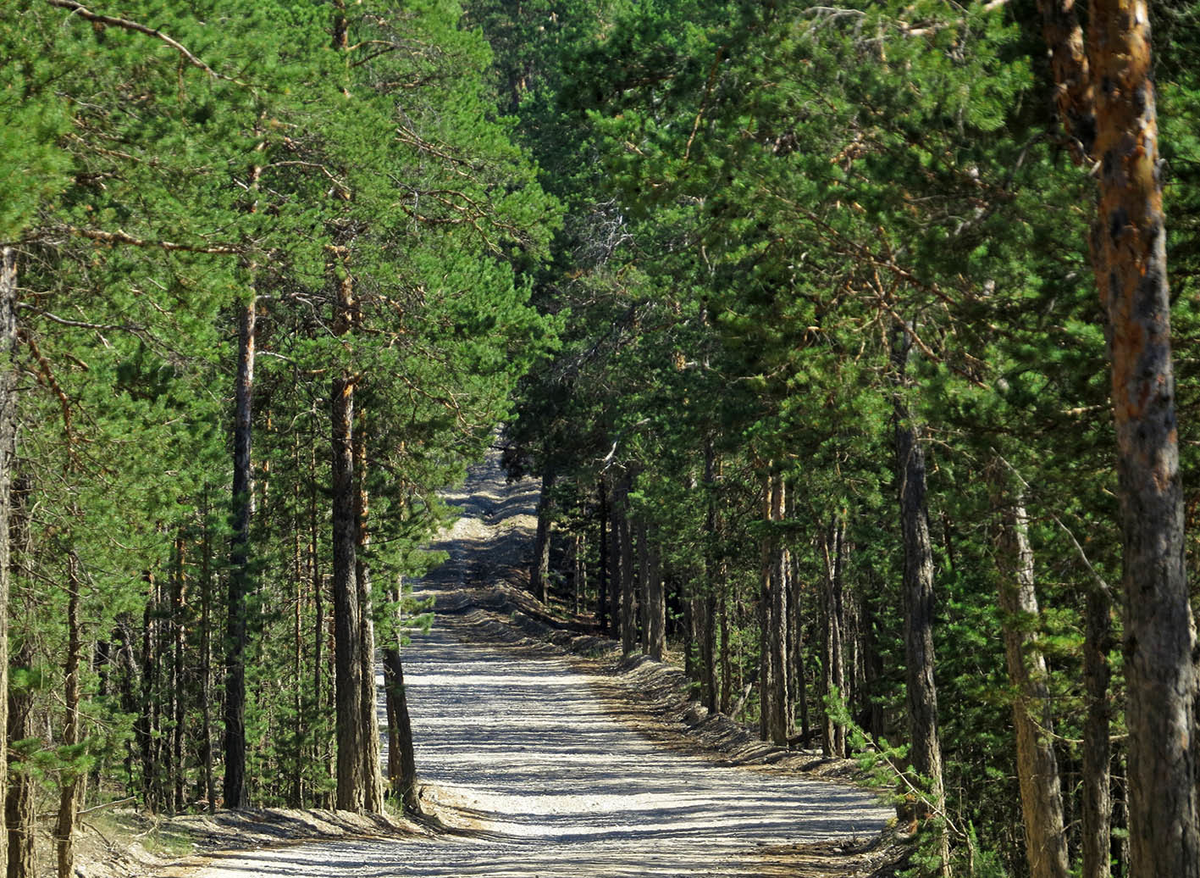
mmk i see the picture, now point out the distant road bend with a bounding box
[194,450,891,877]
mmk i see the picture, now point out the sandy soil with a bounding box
[184,446,897,878]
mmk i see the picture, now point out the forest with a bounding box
[2,0,1198,876]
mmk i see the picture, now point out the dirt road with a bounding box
[193,448,891,877]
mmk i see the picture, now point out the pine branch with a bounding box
[44,0,247,86]
[50,225,242,255]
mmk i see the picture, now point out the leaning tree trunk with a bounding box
[892,326,949,874]
[223,298,255,810]
[384,582,419,813]
[993,477,1069,878]
[0,247,18,876]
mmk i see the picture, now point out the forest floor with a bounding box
[85,445,901,878]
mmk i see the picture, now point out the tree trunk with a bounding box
[383,582,419,814]
[892,326,948,873]
[532,465,555,604]
[5,639,33,878]
[223,298,255,811]
[199,489,214,812]
[606,477,621,641]
[646,530,665,661]
[171,535,186,813]
[354,415,384,814]
[767,475,789,745]
[1089,7,1199,874]
[0,247,18,878]
[1036,1,1198,871]
[1082,584,1112,878]
[993,477,1069,878]
[331,373,364,812]
[55,553,85,878]
[820,518,846,758]
[616,477,636,655]
[597,480,608,633]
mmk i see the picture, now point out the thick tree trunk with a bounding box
[532,465,555,604]
[1089,7,1199,874]
[331,374,364,812]
[353,418,384,814]
[1036,2,1198,872]
[993,479,1069,878]
[5,639,33,878]
[892,327,948,873]
[55,554,85,878]
[0,247,18,877]
[223,298,255,811]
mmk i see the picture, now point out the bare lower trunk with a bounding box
[532,466,555,604]
[617,478,635,655]
[55,554,85,878]
[1082,585,1112,878]
[331,375,364,811]
[892,327,948,874]
[646,533,664,661]
[223,299,255,810]
[0,247,19,876]
[383,583,418,813]
[766,475,789,746]
[597,480,608,632]
[1089,7,1199,873]
[820,518,846,758]
[6,639,33,878]
[354,419,384,814]
[994,478,1069,878]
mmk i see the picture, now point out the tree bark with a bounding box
[199,490,214,812]
[597,480,608,633]
[1082,584,1112,878]
[223,298,255,810]
[5,639,33,878]
[0,247,18,877]
[820,518,846,758]
[532,464,555,604]
[993,477,1069,878]
[1036,1,1198,871]
[765,474,789,746]
[1089,6,1199,874]
[892,326,948,872]
[646,530,665,661]
[615,477,636,654]
[354,415,384,814]
[331,373,364,812]
[55,553,85,878]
